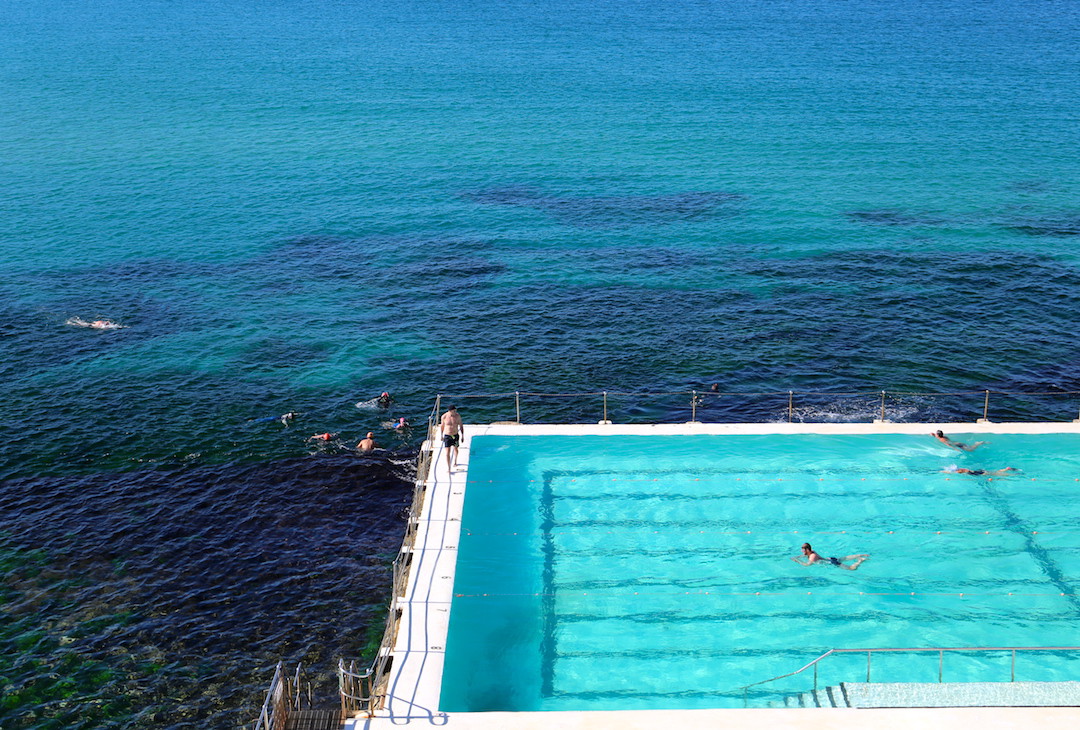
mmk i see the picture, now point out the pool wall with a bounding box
[345,420,1080,730]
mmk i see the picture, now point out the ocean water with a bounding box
[443,433,1080,710]
[1,0,1079,726]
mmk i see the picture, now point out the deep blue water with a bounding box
[1,0,1079,726]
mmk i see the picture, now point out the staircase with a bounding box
[773,681,1080,708]
[284,710,342,729]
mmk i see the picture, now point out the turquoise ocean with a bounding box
[1,0,1079,726]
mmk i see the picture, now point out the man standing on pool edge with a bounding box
[440,404,464,472]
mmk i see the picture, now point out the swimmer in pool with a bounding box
[931,430,987,452]
[942,465,1017,477]
[792,543,869,571]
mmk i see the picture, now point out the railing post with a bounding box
[691,390,697,422]
[600,391,611,424]
[788,391,794,423]
[939,650,944,682]
[1011,649,1016,682]
[515,391,521,423]
[813,662,818,691]
[983,390,990,421]
[866,651,872,682]
[880,390,886,422]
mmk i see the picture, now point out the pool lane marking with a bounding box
[973,478,1080,614]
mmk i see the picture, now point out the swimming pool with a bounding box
[439,432,1080,711]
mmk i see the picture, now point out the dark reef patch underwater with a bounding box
[0,454,414,729]
[460,186,746,229]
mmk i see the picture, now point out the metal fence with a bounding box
[430,389,1080,425]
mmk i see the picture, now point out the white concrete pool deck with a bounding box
[344,421,1080,730]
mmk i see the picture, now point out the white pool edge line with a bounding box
[362,422,1080,729]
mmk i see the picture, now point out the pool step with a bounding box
[841,681,1080,708]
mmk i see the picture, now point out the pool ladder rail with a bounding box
[739,645,1080,708]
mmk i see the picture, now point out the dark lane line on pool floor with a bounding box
[976,480,1080,615]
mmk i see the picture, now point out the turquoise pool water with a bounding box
[440,433,1080,711]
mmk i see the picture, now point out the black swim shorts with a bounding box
[443,433,460,448]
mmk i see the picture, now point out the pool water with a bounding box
[439,434,1080,711]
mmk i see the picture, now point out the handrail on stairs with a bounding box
[738,646,1080,707]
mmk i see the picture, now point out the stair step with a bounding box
[285,709,341,730]
[826,684,848,707]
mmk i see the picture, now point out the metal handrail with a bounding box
[253,661,311,730]
[338,658,373,718]
[738,646,1080,707]
[253,662,283,730]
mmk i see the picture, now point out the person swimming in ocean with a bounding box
[377,392,392,409]
[307,432,337,442]
[931,430,987,452]
[248,411,300,425]
[792,543,869,571]
[67,317,125,330]
[942,465,1017,477]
